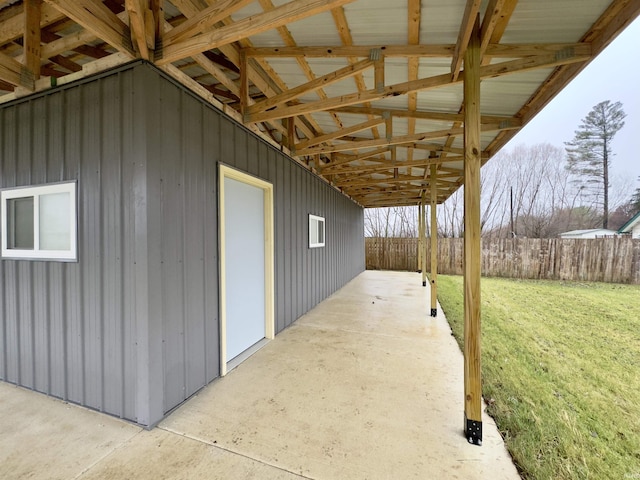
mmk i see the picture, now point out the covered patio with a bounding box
[0,271,519,479]
[1,0,638,452]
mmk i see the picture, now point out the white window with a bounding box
[309,214,325,248]
[1,181,77,261]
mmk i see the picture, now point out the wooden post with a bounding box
[430,164,438,317]
[417,202,423,274]
[24,0,42,85]
[463,14,482,446]
[421,194,427,287]
[240,49,249,119]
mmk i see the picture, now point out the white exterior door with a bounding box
[219,166,274,375]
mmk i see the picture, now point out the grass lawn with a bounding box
[437,276,640,480]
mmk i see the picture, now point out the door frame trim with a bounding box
[219,164,275,376]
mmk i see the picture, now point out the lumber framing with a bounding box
[246,51,590,124]
[23,0,42,82]
[157,0,357,65]
[44,0,135,57]
[463,15,482,446]
[430,164,438,317]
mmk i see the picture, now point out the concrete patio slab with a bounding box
[0,270,520,480]
[161,271,520,479]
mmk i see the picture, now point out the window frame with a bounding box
[309,214,325,248]
[1,181,78,261]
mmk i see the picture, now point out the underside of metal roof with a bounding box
[0,0,637,208]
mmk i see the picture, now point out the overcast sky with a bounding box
[507,16,640,187]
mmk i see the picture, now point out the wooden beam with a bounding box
[257,0,343,132]
[162,0,253,46]
[329,105,522,126]
[126,0,150,60]
[430,164,438,316]
[0,2,64,46]
[323,156,456,175]
[297,121,518,156]
[297,129,460,156]
[40,28,97,59]
[24,0,42,82]
[463,14,482,446]
[0,51,34,89]
[319,147,389,170]
[246,58,374,116]
[331,5,381,142]
[294,117,385,151]
[244,42,591,58]
[337,172,459,188]
[44,0,135,57]
[451,0,482,81]
[158,0,356,65]
[247,51,589,123]
[480,0,507,55]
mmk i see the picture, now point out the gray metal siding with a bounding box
[0,62,364,426]
[0,70,139,422]
[141,64,364,415]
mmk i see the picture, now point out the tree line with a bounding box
[365,100,639,238]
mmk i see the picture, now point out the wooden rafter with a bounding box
[294,118,385,151]
[246,58,374,116]
[157,0,356,65]
[163,0,253,46]
[44,0,135,57]
[451,0,482,81]
[248,51,590,124]
[0,50,34,89]
[331,5,381,142]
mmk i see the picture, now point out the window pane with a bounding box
[39,192,71,250]
[310,218,318,245]
[318,220,324,244]
[7,197,34,249]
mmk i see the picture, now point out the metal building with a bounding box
[0,62,365,427]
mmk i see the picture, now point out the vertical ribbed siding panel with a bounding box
[81,80,103,411]
[63,85,84,406]
[182,92,206,398]
[202,106,219,384]
[120,70,137,421]
[47,92,67,401]
[275,150,286,333]
[0,68,139,422]
[159,80,186,412]
[31,99,48,394]
[101,74,124,417]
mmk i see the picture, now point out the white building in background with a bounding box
[559,229,619,239]
[618,212,640,239]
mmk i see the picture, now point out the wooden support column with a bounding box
[421,194,427,287]
[240,49,249,119]
[24,0,42,84]
[430,164,438,317]
[463,14,483,446]
[417,202,423,274]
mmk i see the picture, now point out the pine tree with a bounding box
[565,100,626,229]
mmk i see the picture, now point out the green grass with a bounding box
[437,276,640,480]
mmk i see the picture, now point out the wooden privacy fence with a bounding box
[365,237,640,284]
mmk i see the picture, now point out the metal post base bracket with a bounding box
[465,415,483,446]
[430,308,437,317]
